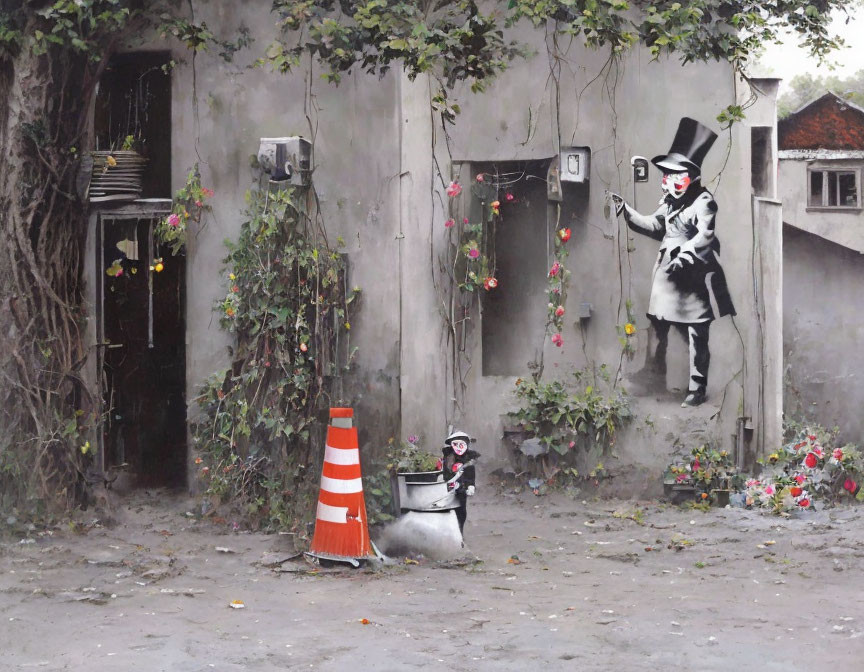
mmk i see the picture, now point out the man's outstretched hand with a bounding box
[609,192,626,216]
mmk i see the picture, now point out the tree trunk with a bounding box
[0,37,109,511]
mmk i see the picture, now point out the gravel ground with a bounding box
[2,488,864,671]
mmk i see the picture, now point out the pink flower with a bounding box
[195,200,203,207]
[692,458,700,471]
[569,441,575,449]
[844,478,858,493]
[505,193,514,202]
[804,452,817,469]
[763,484,775,496]
[484,277,498,290]
[833,448,844,461]
[446,181,462,197]
[202,187,214,197]
[476,174,484,182]
[555,306,565,317]
[548,261,561,277]
[444,218,455,228]
[745,479,760,488]
[462,217,469,224]
[551,333,563,347]
[812,445,824,458]
[167,213,181,228]
[468,248,480,259]
[794,473,806,484]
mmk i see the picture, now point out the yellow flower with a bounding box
[344,322,351,330]
[229,273,236,280]
[624,322,636,336]
[80,441,90,455]
[106,155,117,167]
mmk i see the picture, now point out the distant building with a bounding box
[779,92,864,439]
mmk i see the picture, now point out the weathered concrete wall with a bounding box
[784,225,864,443]
[398,28,778,484]
[114,7,782,491]
[167,6,404,479]
[779,157,864,253]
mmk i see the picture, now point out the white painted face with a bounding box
[451,440,468,456]
[661,171,692,199]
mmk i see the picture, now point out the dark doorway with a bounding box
[478,160,550,376]
[98,216,187,487]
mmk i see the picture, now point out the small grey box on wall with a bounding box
[258,136,312,185]
[559,147,590,183]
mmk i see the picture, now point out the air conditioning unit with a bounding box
[258,136,312,186]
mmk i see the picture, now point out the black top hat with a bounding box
[652,117,718,174]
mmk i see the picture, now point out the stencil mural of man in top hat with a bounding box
[611,117,735,408]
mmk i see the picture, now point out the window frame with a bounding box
[806,166,862,211]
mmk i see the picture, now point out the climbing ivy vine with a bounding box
[191,186,358,529]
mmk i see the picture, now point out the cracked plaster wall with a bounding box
[157,6,779,491]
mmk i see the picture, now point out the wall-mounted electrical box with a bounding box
[631,155,650,183]
[258,136,312,185]
[559,147,590,183]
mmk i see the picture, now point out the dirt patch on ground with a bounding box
[2,489,864,670]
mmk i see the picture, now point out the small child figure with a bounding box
[438,429,480,536]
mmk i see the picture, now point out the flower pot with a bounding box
[711,489,731,507]
[88,150,147,202]
[664,483,696,504]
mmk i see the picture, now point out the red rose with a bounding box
[804,452,817,469]
[790,486,802,497]
[794,473,805,484]
[808,434,817,440]
[844,478,858,493]
[558,228,572,242]
[798,498,810,508]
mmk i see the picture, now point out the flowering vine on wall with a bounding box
[444,173,505,294]
[155,165,214,255]
[547,223,571,348]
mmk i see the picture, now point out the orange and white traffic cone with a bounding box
[306,408,373,566]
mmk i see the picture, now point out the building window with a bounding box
[807,168,860,209]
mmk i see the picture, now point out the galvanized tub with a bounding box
[391,470,459,514]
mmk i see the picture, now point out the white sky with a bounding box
[752,8,864,90]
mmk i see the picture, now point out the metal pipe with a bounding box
[148,218,154,349]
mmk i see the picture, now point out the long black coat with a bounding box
[623,186,735,323]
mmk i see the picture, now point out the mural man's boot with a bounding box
[682,387,706,407]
